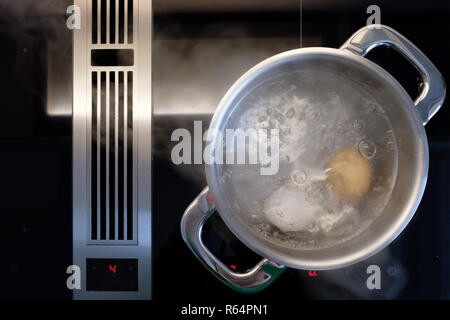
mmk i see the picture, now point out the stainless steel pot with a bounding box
[180,25,446,293]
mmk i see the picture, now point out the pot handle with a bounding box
[180,187,286,294]
[340,24,446,125]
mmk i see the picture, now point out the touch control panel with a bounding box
[86,258,138,291]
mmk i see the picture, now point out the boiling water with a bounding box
[221,70,398,250]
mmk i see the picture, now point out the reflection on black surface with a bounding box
[202,212,262,273]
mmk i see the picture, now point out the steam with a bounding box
[0,0,72,105]
[0,0,71,38]
[152,20,297,183]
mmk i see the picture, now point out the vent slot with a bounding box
[91,49,134,66]
[92,0,134,44]
[91,70,134,242]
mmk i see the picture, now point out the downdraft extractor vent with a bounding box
[73,0,151,299]
[91,71,134,242]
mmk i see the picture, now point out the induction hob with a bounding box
[0,0,449,300]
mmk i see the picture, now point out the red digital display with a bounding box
[87,259,138,291]
[308,270,317,277]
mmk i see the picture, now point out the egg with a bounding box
[326,147,372,205]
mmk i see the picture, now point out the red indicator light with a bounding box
[308,270,317,277]
[229,265,236,270]
[207,194,213,202]
[109,265,117,273]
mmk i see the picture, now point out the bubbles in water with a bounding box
[353,119,365,131]
[305,181,327,203]
[263,184,323,233]
[286,108,295,118]
[358,140,376,159]
[386,130,396,152]
[268,118,278,129]
[365,102,377,113]
[273,110,285,123]
[291,169,307,185]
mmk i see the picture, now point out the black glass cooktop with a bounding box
[0,0,449,300]
[152,6,450,299]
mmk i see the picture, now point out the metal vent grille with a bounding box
[92,0,133,44]
[87,0,137,244]
[90,71,134,241]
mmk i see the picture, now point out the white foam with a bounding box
[264,184,323,232]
